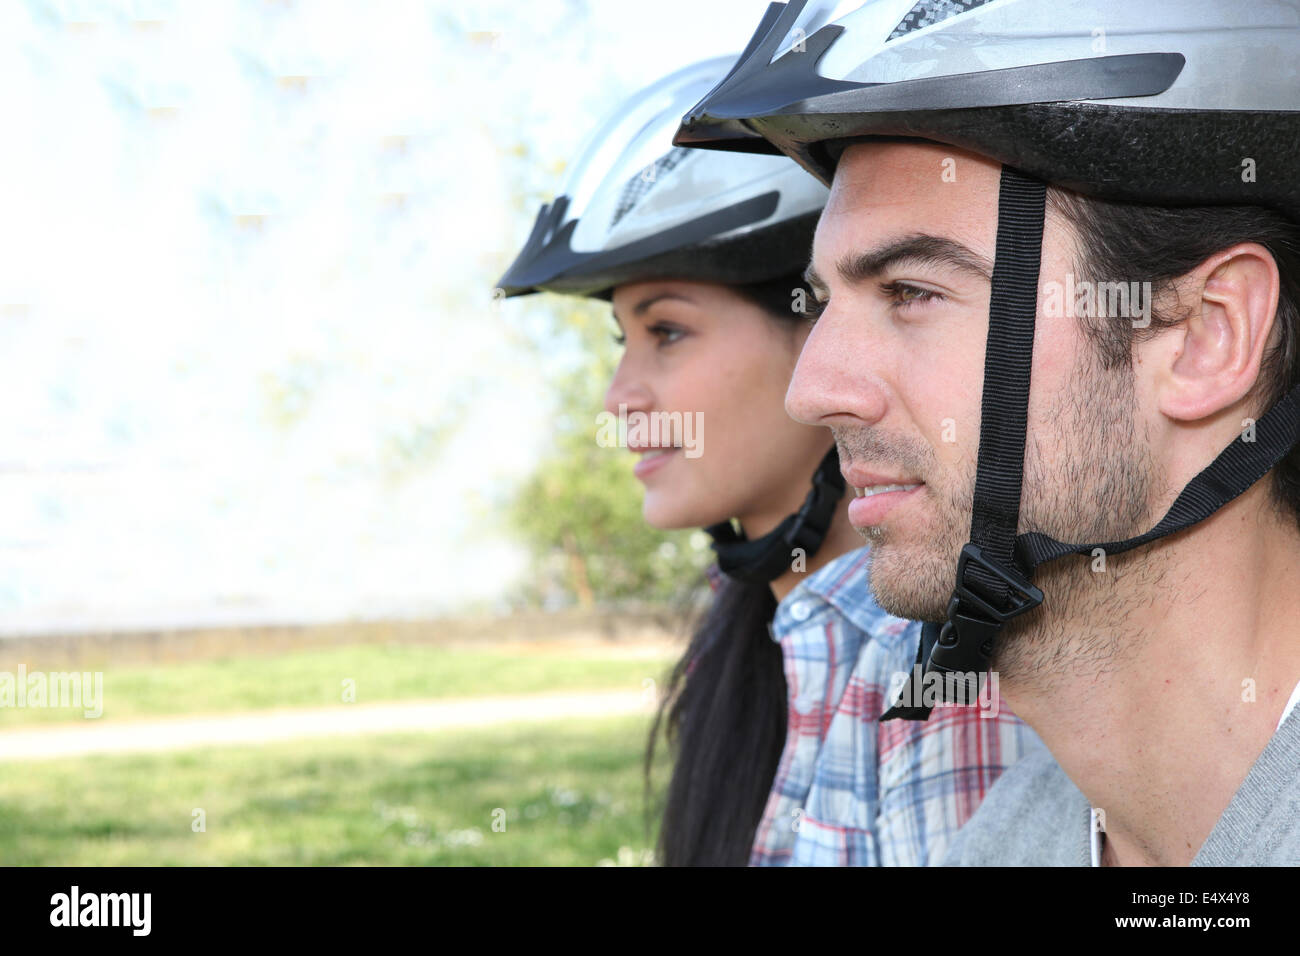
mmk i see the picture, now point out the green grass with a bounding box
[0,643,678,727]
[0,714,667,865]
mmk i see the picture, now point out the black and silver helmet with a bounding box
[675,0,1300,712]
[497,55,831,299]
[679,0,1300,218]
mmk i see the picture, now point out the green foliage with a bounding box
[508,298,711,608]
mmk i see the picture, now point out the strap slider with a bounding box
[952,543,1044,624]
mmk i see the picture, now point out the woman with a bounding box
[498,57,1038,865]
[606,274,864,866]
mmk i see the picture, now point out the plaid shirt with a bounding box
[750,546,1043,866]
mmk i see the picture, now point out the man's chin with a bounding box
[864,541,953,623]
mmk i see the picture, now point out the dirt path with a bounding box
[0,689,654,761]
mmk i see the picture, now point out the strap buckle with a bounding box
[931,543,1044,674]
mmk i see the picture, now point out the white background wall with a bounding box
[0,0,773,633]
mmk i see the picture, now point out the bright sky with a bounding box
[0,0,776,633]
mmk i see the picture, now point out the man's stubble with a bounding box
[839,342,1168,686]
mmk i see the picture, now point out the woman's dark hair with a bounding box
[1048,190,1300,529]
[645,270,812,866]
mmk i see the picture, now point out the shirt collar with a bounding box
[771,545,914,641]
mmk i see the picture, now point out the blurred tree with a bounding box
[507,297,711,609]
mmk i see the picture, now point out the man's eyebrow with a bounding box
[807,234,993,294]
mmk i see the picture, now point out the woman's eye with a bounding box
[804,298,828,323]
[611,330,627,346]
[648,323,684,345]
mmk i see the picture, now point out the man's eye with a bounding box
[883,281,943,309]
[804,298,828,322]
[612,330,627,346]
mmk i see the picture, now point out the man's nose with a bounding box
[785,305,887,427]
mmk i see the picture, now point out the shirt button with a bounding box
[789,600,811,622]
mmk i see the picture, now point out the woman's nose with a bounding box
[604,357,654,417]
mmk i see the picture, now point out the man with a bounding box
[675,0,1300,864]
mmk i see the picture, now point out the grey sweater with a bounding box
[943,706,1300,865]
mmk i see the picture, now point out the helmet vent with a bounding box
[610,147,691,229]
[887,0,995,41]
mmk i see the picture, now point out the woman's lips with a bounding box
[633,447,679,480]
[846,482,923,528]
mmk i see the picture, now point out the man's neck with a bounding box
[998,494,1300,866]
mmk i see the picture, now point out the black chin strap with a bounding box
[882,168,1047,719]
[882,168,1300,721]
[1015,384,1300,569]
[705,446,845,584]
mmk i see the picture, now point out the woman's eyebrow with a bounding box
[613,291,695,324]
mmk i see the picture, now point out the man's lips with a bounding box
[841,468,924,527]
[841,467,923,495]
[850,482,922,498]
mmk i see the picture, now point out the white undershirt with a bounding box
[1278,678,1300,731]
[1090,677,1300,867]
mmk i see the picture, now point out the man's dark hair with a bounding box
[1048,190,1300,529]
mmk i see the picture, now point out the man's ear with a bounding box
[1154,243,1281,423]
